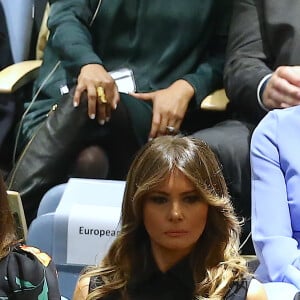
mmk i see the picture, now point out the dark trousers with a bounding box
[191,119,254,254]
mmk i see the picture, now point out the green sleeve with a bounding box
[182,0,233,107]
[47,0,102,76]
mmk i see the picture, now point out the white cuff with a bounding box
[257,73,272,112]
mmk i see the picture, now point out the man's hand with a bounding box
[263,66,300,109]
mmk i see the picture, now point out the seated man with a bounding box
[224,0,300,296]
[224,0,300,118]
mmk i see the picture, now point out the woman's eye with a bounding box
[184,195,200,203]
[149,195,167,204]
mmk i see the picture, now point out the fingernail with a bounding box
[148,137,153,142]
[99,120,105,125]
[114,103,118,110]
[105,117,110,122]
[90,114,95,119]
[73,102,79,107]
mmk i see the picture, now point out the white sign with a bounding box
[110,68,136,94]
[67,204,121,265]
[53,178,125,266]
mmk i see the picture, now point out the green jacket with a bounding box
[23,0,232,143]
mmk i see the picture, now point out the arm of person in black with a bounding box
[224,0,271,124]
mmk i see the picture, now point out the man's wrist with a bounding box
[257,74,272,111]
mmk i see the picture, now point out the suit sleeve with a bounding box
[251,111,300,289]
[224,0,271,123]
[47,0,102,76]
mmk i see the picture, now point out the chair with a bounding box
[0,1,49,94]
[0,1,49,174]
[200,89,229,111]
[27,178,126,299]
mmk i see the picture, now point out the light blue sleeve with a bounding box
[1,0,33,62]
[251,110,300,289]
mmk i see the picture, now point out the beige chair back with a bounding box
[7,190,28,241]
[36,2,50,60]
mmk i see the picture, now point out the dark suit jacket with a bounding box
[224,0,300,124]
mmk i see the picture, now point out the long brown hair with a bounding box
[0,175,17,258]
[83,136,248,299]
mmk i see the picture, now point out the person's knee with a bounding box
[191,121,251,163]
[70,145,109,179]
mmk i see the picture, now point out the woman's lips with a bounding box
[164,230,188,237]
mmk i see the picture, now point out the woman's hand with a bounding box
[131,79,194,139]
[263,66,300,109]
[73,64,120,124]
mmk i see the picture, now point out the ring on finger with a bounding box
[96,86,107,104]
[166,125,176,134]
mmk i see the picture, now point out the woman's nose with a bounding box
[169,202,183,221]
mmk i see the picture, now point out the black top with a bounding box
[0,244,61,299]
[89,256,251,300]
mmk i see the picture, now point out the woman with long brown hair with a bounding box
[73,136,266,299]
[0,175,60,299]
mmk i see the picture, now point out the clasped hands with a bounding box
[73,64,193,138]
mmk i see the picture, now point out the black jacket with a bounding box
[224,0,300,124]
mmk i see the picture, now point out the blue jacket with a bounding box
[251,105,300,289]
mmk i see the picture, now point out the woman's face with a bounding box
[143,169,209,266]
